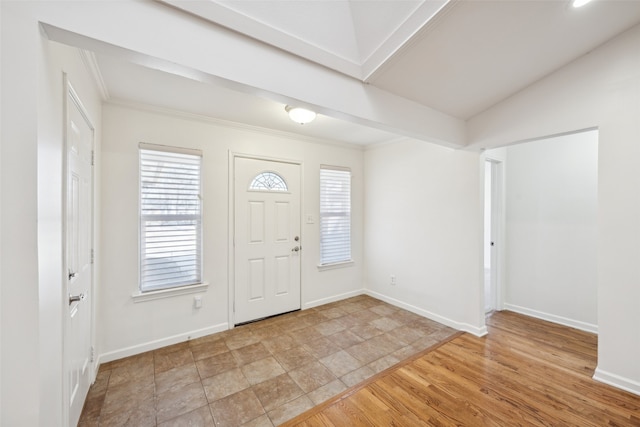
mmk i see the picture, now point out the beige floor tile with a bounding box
[370,317,402,332]
[341,365,375,387]
[328,329,364,349]
[316,306,348,319]
[241,414,274,427]
[108,360,154,388]
[319,350,363,378]
[202,368,250,402]
[191,339,230,361]
[156,363,200,394]
[210,389,265,427]
[232,342,271,366]
[351,309,381,324]
[288,325,323,344]
[80,296,459,427]
[302,337,340,359]
[251,324,284,341]
[261,334,296,354]
[369,304,399,317]
[346,338,390,365]
[273,347,315,371]
[196,351,238,379]
[313,319,346,336]
[288,361,336,393]
[156,381,208,424]
[252,373,304,412]
[241,357,286,385]
[368,354,400,374]
[101,377,154,414]
[157,404,214,427]
[349,323,385,340]
[225,330,260,351]
[154,341,190,356]
[267,395,315,426]
[391,325,428,345]
[307,379,348,405]
[100,393,156,427]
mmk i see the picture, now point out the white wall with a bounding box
[99,104,364,360]
[39,40,103,425]
[1,3,103,425]
[363,139,485,335]
[501,131,598,332]
[469,23,640,395]
[1,5,40,425]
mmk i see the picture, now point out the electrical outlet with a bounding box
[194,295,202,309]
[390,275,396,285]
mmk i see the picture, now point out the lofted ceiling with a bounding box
[90,0,640,146]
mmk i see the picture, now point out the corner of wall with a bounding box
[593,368,640,397]
[364,290,487,337]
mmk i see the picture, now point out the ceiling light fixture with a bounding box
[285,105,316,125]
[572,0,593,8]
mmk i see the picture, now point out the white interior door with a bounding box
[65,85,94,427]
[234,157,301,324]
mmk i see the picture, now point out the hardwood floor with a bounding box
[282,311,640,426]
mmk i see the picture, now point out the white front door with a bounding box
[234,157,301,324]
[65,84,94,427]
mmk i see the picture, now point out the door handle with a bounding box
[291,246,301,252]
[69,293,85,305]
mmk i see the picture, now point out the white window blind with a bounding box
[139,144,202,292]
[320,166,351,265]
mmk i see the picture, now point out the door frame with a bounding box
[62,76,96,427]
[228,151,304,329]
[483,157,505,313]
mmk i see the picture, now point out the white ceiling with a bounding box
[92,0,640,146]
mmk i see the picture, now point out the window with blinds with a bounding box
[320,166,352,265]
[139,144,202,292]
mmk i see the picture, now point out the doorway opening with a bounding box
[484,159,500,314]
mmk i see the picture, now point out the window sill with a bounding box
[317,260,354,271]
[132,282,209,303]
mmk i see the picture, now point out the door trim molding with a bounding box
[228,151,304,329]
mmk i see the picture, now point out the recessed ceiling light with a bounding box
[285,105,316,125]
[573,0,593,8]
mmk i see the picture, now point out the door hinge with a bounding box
[90,249,95,264]
[91,150,95,166]
[90,346,95,363]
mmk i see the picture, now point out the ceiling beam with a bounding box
[38,1,466,147]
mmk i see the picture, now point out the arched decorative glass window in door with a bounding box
[249,171,288,191]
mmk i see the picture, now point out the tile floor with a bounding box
[79,295,457,427]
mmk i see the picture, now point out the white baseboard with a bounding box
[364,290,488,337]
[503,303,598,334]
[593,367,640,396]
[304,289,365,310]
[97,322,229,365]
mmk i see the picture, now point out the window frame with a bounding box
[319,165,352,268]
[138,142,203,293]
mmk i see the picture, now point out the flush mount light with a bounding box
[572,0,593,7]
[285,105,316,125]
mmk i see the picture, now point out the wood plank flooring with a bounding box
[282,311,640,426]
